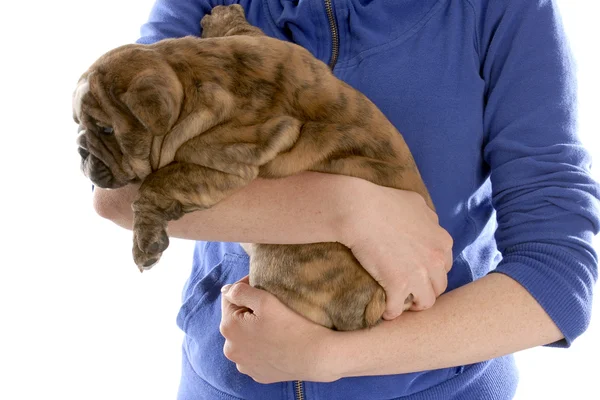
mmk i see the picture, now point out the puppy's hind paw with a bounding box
[200,4,249,38]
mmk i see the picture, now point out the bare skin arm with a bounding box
[219,270,564,383]
[95,171,564,381]
[327,273,563,377]
[93,171,453,317]
[94,172,354,244]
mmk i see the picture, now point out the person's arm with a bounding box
[338,0,600,370]
[327,273,562,378]
[95,171,453,317]
[218,0,600,384]
[219,269,562,383]
[94,172,368,244]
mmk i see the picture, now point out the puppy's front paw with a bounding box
[132,220,169,272]
[133,244,161,272]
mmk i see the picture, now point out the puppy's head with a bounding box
[72,44,183,188]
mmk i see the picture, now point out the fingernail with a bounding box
[221,284,232,294]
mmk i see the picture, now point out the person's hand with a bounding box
[339,182,453,320]
[220,276,339,384]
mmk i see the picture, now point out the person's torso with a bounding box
[177,1,513,399]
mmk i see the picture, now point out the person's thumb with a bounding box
[221,279,270,313]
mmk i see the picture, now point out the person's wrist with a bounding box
[314,326,381,381]
[93,184,139,226]
[312,329,351,382]
[333,177,379,249]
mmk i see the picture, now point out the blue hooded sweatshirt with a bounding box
[135,1,600,399]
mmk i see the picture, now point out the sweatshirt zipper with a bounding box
[324,0,340,69]
[295,380,305,400]
[293,6,339,400]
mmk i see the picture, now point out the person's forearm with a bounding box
[328,273,564,378]
[93,172,367,244]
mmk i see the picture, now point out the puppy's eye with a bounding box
[95,123,114,135]
[94,120,114,135]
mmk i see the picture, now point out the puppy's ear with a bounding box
[72,77,89,125]
[121,70,183,136]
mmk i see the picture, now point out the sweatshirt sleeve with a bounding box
[135,0,222,44]
[480,0,600,347]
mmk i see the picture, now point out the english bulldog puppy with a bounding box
[73,5,434,331]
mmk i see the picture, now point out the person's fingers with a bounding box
[221,280,271,313]
[220,285,248,320]
[430,266,449,297]
[426,207,439,223]
[408,275,436,311]
[381,283,412,320]
[436,229,454,273]
[444,248,454,272]
[220,276,254,324]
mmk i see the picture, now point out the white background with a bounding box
[0,1,598,399]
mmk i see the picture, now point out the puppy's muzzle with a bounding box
[76,132,122,189]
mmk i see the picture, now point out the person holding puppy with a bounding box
[93,1,600,399]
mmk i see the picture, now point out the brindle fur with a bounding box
[73,5,434,331]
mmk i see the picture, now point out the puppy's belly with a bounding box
[248,242,386,331]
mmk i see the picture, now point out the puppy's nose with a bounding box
[76,132,88,147]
